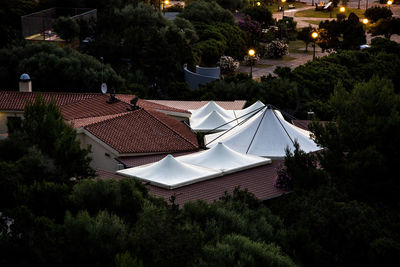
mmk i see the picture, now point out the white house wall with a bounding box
[0,111,24,134]
[77,132,120,172]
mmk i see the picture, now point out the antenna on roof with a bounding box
[106,88,119,104]
[126,96,140,111]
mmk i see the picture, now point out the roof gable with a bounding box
[85,109,198,154]
[0,91,99,111]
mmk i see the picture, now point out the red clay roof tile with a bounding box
[147,100,247,111]
[96,160,287,206]
[0,91,99,111]
[60,94,129,120]
[116,94,190,114]
[85,109,198,154]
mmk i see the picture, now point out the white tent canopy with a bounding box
[190,110,235,132]
[178,142,271,173]
[117,144,271,189]
[189,100,234,119]
[205,107,321,158]
[233,100,265,122]
[117,154,221,189]
[189,100,265,133]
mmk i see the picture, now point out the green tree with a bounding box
[370,17,400,40]
[179,0,235,25]
[242,5,274,27]
[0,43,123,92]
[364,6,392,23]
[71,178,152,223]
[310,77,400,203]
[198,234,297,267]
[297,25,315,52]
[52,16,80,43]
[63,210,130,267]
[19,97,94,180]
[213,0,247,11]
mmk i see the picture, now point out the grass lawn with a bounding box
[302,20,323,25]
[288,40,313,54]
[281,55,297,61]
[294,7,365,18]
[267,1,309,14]
[254,64,273,68]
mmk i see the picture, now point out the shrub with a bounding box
[365,6,392,23]
[217,55,240,74]
[165,3,184,12]
[242,5,274,27]
[195,39,226,66]
[273,163,292,191]
[243,54,259,66]
[263,40,288,59]
[238,16,262,45]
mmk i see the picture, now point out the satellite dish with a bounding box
[101,83,107,94]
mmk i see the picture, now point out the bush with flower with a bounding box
[243,54,259,66]
[263,40,288,59]
[273,163,292,191]
[217,56,240,74]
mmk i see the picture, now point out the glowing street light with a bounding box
[257,1,261,6]
[248,49,256,78]
[311,32,318,39]
[387,0,393,9]
[362,18,369,32]
[281,0,286,19]
[248,49,255,57]
[163,0,169,15]
[311,32,318,60]
[339,6,345,13]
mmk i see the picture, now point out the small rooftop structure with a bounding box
[19,73,31,81]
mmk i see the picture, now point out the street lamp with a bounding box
[281,0,286,19]
[339,6,345,13]
[248,49,256,78]
[387,0,393,9]
[362,18,368,32]
[163,0,169,15]
[256,1,261,6]
[311,31,318,60]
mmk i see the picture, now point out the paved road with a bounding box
[238,49,328,78]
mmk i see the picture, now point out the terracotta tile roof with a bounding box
[147,100,247,111]
[116,95,190,114]
[69,112,130,128]
[96,169,125,180]
[96,160,287,206]
[291,120,328,131]
[118,151,198,168]
[60,94,130,120]
[0,91,189,116]
[85,109,199,154]
[0,91,99,111]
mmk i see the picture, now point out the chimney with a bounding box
[19,73,32,92]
